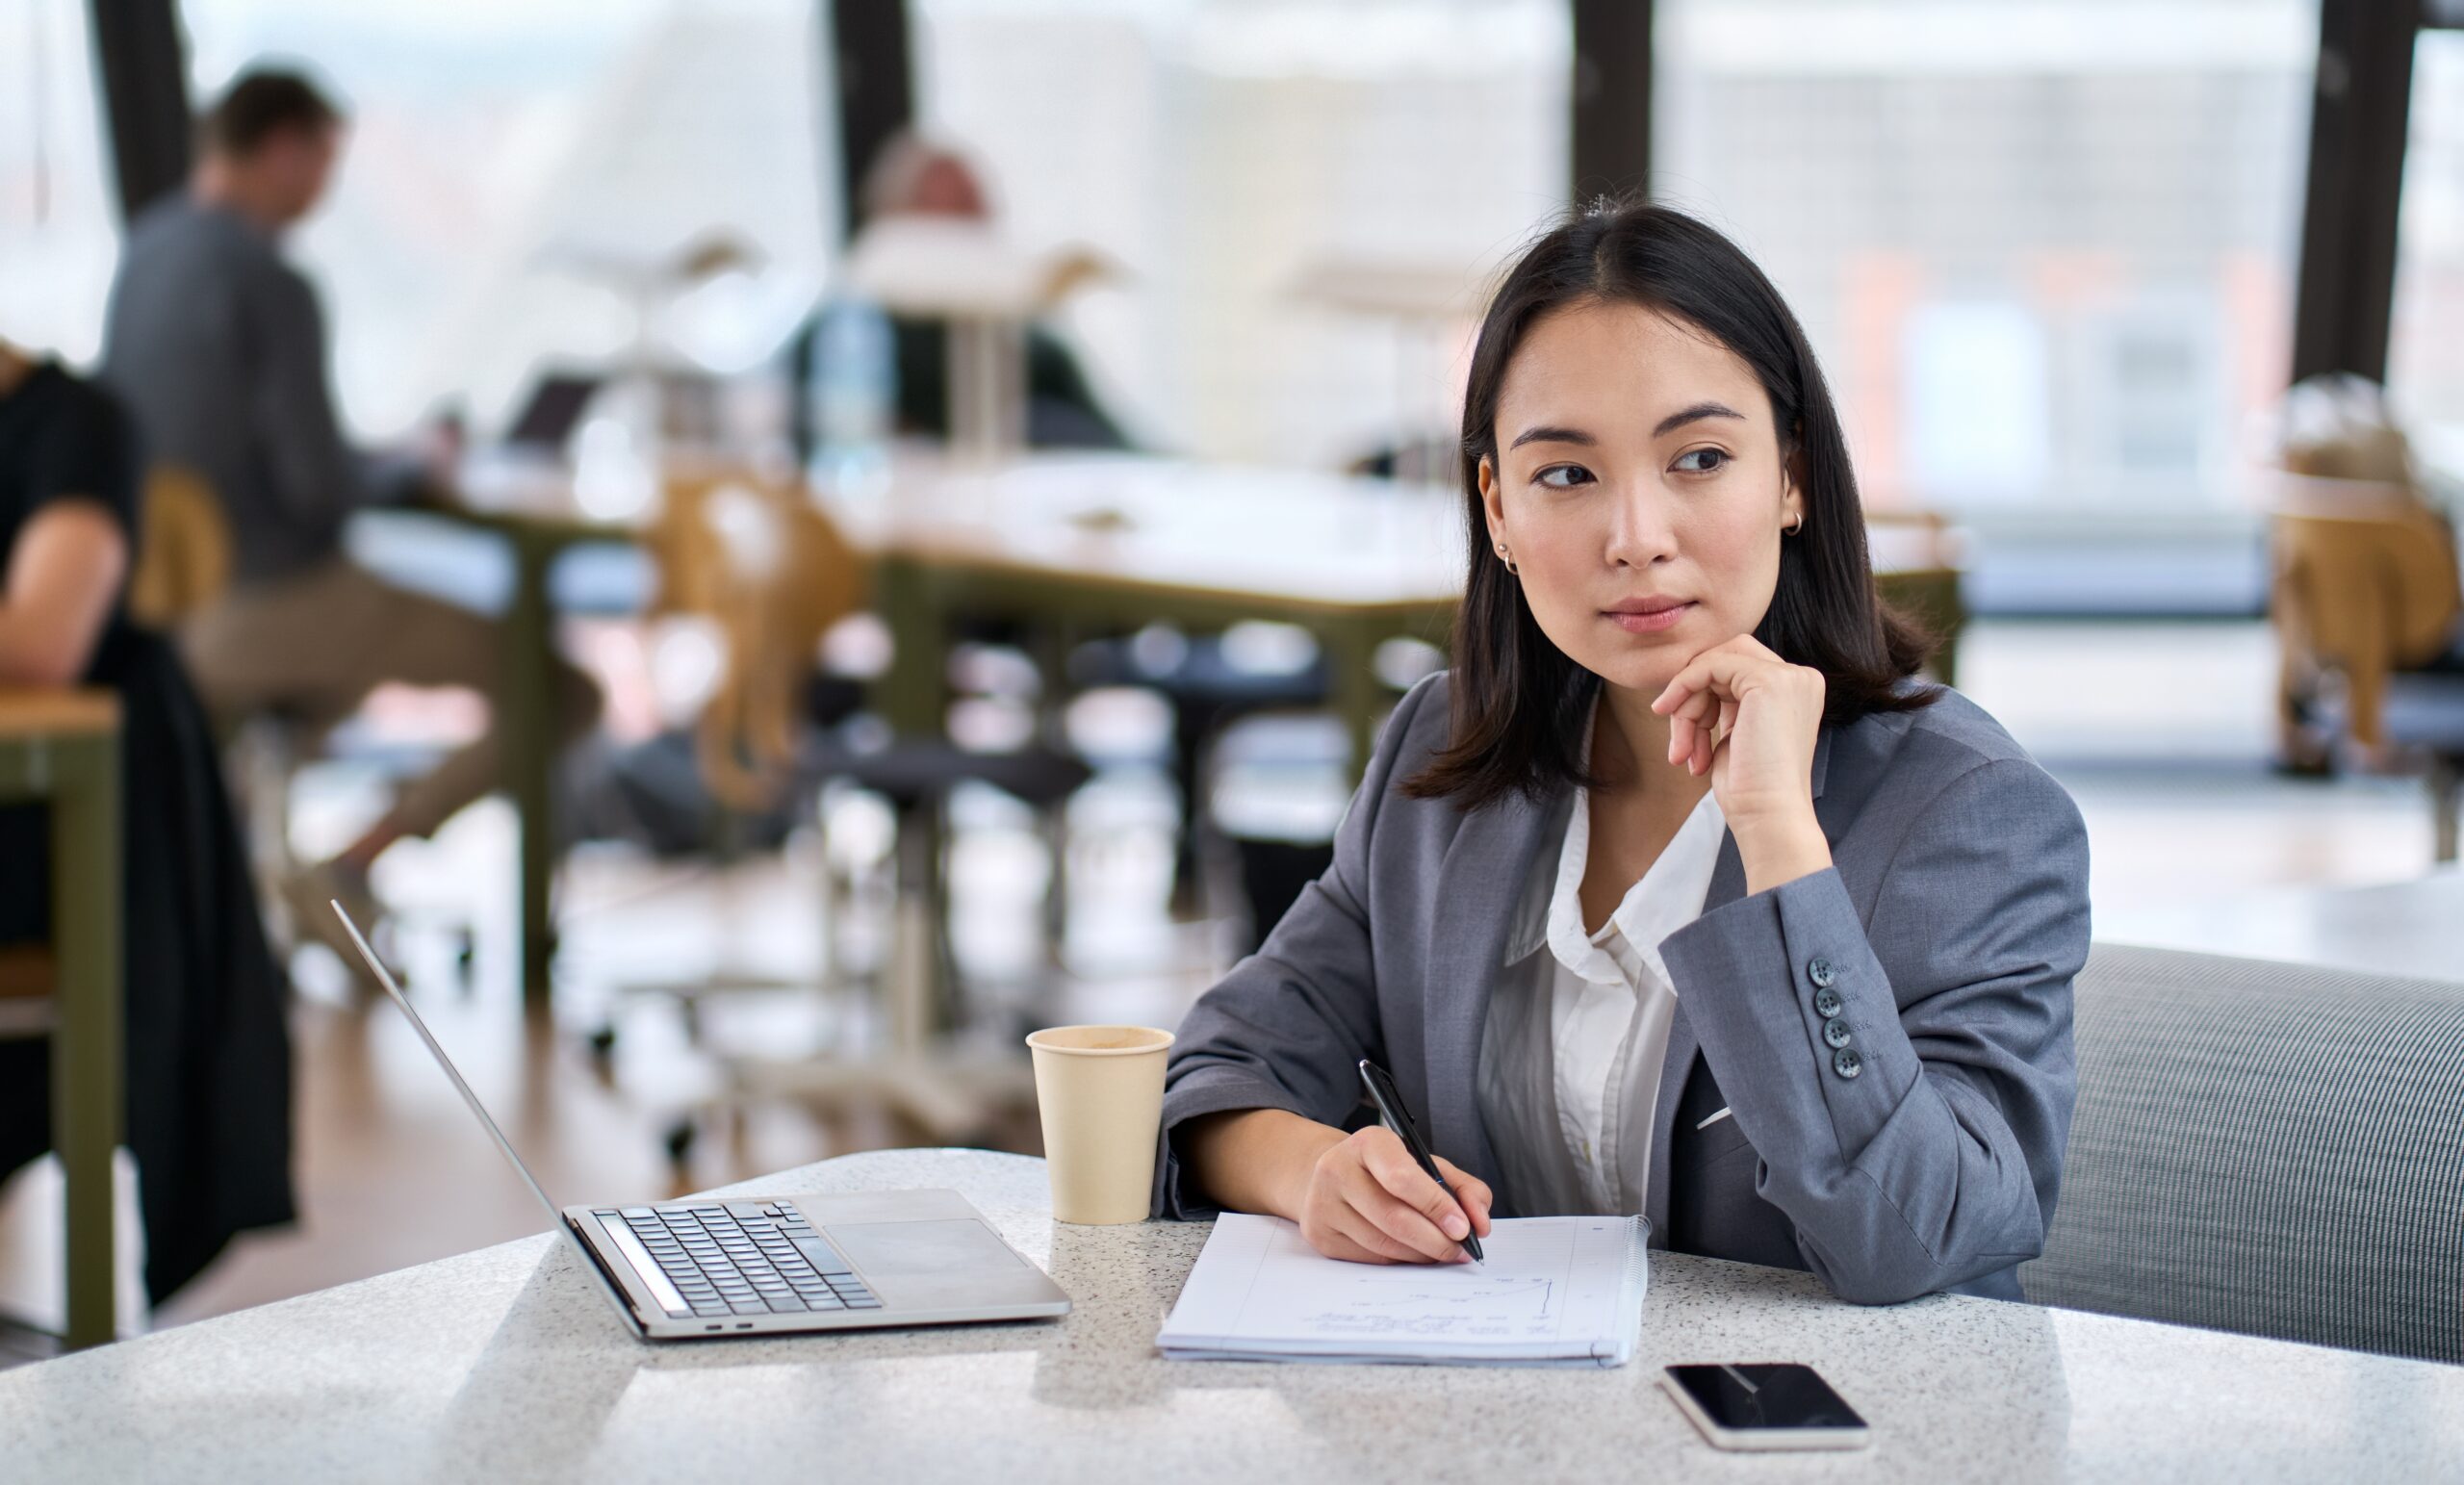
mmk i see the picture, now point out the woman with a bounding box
[0,341,294,1304]
[1158,202,2090,1305]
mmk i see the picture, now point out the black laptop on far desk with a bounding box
[501,371,603,455]
[331,904,1072,1341]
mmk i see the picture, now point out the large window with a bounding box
[2390,27,2464,481]
[0,0,120,366]
[182,0,836,441]
[912,0,1570,467]
[1655,0,2318,525]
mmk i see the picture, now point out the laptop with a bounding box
[500,370,603,453]
[331,904,1072,1341]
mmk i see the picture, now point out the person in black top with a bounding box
[0,341,295,1306]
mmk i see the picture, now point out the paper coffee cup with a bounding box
[1025,1025,1174,1224]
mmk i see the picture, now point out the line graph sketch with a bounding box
[1301,1272,1560,1337]
[1249,1220,1580,1339]
[1347,1273,1556,1315]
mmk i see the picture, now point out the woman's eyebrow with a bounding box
[1506,424,1596,450]
[1653,400,1746,437]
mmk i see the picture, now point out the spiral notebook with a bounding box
[1157,1212,1649,1367]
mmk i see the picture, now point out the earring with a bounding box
[1784,514,1804,536]
[1494,542,1519,576]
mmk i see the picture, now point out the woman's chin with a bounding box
[1581,653,1684,698]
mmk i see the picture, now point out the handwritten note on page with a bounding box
[1157,1212,1648,1367]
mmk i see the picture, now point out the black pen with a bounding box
[1356,1058,1485,1264]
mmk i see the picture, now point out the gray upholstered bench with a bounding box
[2022,943,2464,1364]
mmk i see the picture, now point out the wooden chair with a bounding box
[0,944,54,1039]
[2269,483,2459,759]
[125,465,232,631]
[647,469,870,815]
[622,469,1082,1163]
[2266,465,2464,858]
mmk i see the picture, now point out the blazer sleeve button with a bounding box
[1813,986,1844,1018]
[1832,1046,1863,1080]
[1822,1016,1853,1049]
[1808,957,1837,988]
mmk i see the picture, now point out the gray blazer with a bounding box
[1157,672,2092,1304]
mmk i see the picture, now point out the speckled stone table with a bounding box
[2,1148,2458,1482]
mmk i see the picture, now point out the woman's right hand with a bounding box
[1294,1125,1493,1265]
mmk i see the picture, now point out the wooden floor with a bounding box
[0,617,2449,1358]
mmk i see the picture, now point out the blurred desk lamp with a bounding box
[1287,253,1483,484]
[541,230,767,363]
[523,231,773,520]
[539,230,767,425]
[845,218,1116,467]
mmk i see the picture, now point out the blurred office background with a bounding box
[3,0,2462,1353]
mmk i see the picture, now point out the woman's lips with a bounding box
[1604,602,1694,633]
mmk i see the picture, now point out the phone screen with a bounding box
[1664,1364,1865,1432]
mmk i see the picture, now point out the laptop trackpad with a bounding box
[824,1217,1039,1307]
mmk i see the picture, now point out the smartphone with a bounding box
[1659,1363,1870,1451]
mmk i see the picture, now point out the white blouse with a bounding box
[1475,781,1727,1216]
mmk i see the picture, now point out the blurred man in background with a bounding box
[101,67,599,945]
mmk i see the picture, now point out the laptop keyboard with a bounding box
[595,1201,883,1319]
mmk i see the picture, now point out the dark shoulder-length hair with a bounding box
[1405,198,1938,810]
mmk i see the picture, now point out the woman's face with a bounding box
[1478,299,1802,697]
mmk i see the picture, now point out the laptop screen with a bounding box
[328,904,635,1318]
[502,372,603,451]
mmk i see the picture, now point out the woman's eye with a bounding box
[1674,448,1730,474]
[1534,464,1593,489]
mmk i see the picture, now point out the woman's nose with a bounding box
[1601,481,1680,568]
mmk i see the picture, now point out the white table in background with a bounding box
[2098,866,2464,986]
[0,1148,2455,1482]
